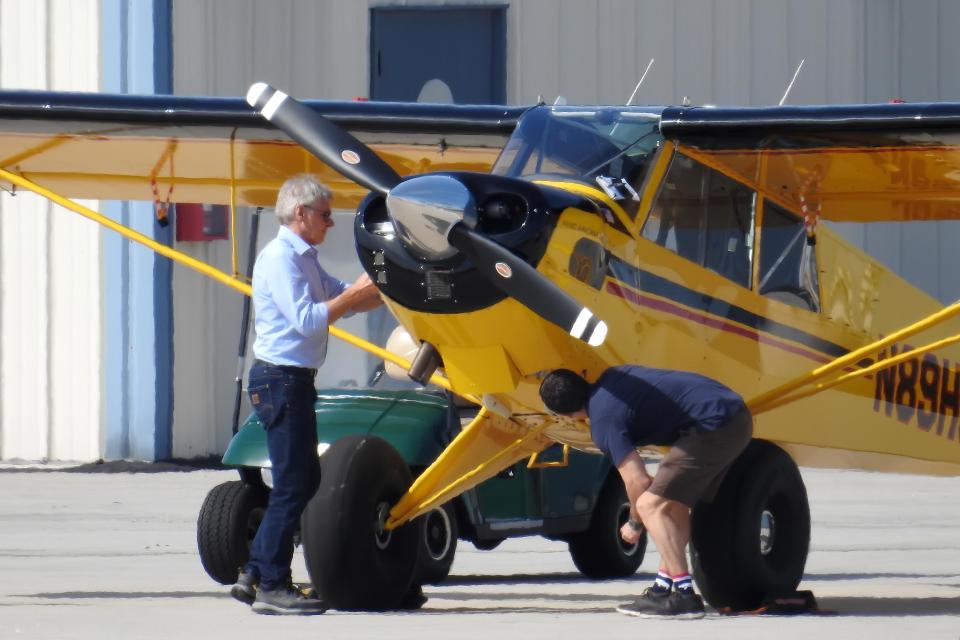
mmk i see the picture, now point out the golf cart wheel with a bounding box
[472,537,504,551]
[301,435,420,610]
[568,475,646,579]
[196,480,268,585]
[415,501,458,585]
[690,440,810,610]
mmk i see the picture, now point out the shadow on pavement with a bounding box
[19,590,227,600]
[0,458,226,473]
[804,571,960,582]
[816,595,960,616]
[441,572,654,586]
[430,590,631,604]
[16,590,960,617]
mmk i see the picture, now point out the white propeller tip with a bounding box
[570,308,592,339]
[570,309,607,346]
[245,82,269,107]
[588,321,607,347]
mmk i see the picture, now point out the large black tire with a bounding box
[415,501,458,585]
[300,435,421,610]
[568,476,646,579]
[690,440,810,610]
[196,480,268,585]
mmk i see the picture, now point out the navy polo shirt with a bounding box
[587,365,746,466]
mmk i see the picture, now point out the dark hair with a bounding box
[539,369,589,415]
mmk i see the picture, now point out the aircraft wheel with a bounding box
[690,440,810,610]
[415,502,458,585]
[196,480,268,585]
[300,435,420,610]
[568,476,646,579]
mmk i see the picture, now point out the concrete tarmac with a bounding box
[1,465,958,639]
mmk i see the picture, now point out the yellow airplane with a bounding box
[2,86,959,611]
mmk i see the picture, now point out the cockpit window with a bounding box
[642,152,755,288]
[758,201,821,312]
[492,106,663,218]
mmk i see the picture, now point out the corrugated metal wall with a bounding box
[167,0,378,455]
[9,1,957,462]
[166,0,960,457]
[170,0,510,456]
[0,0,101,461]
[508,0,865,106]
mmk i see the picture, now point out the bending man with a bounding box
[539,365,752,619]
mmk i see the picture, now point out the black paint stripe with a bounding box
[607,256,849,359]
[0,89,528,133]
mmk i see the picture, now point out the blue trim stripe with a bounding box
[101,0,174,460]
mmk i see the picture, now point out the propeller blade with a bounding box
[446,223,607,346]
[245,82,401,195]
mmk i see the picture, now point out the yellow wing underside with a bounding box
[681,140,960,223]
[0,124,502,208]
[6,119,960,222]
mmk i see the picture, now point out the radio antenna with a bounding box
[779,59,805,106]
[625,58,655,106]
[611,59,655,137]
[626,58,653,107]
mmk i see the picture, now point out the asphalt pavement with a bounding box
[1,464,958,639]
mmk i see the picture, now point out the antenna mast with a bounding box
[779,59,806,106]
[626,58,655,105]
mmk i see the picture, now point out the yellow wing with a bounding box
[661,102,960,222]
[0,91,524,207]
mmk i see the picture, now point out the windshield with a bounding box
[491,106,663,184]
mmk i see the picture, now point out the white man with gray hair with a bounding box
[231,174,383,615]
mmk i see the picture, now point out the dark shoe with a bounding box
[668,590,706,618]
[616,588,705,619]
[230,571,257,606]
[252,582,327,616]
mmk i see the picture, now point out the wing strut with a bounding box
[750,303,960,414]
[0,167,477,401]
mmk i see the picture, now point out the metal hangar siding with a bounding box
[1,0,959,461]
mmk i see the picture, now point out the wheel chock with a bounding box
[716,590,821,616]
[761,590,819,614]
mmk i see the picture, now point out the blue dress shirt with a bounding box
[252,225,349,369]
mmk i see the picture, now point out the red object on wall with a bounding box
[175,203,229,241]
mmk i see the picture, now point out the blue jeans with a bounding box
[244,361,320,590]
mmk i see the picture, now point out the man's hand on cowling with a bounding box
[346,272,384,311]
[350,272,380,298]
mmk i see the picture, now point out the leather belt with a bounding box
[253,358,317,378]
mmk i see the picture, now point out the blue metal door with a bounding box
[370,6,506,104]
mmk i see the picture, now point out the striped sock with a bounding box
[672,573,694,593]
[651,570,672,593]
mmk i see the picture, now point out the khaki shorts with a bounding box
[648,409,753,507]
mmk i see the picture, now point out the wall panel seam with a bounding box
[0,0,4,458]
[44,0,54,459]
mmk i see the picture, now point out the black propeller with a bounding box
[246,82,607,346]
[446,223,607,346]
[245,82,400,195]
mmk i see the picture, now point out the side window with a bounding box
[758,201,820,312]
[641,153,754,288]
